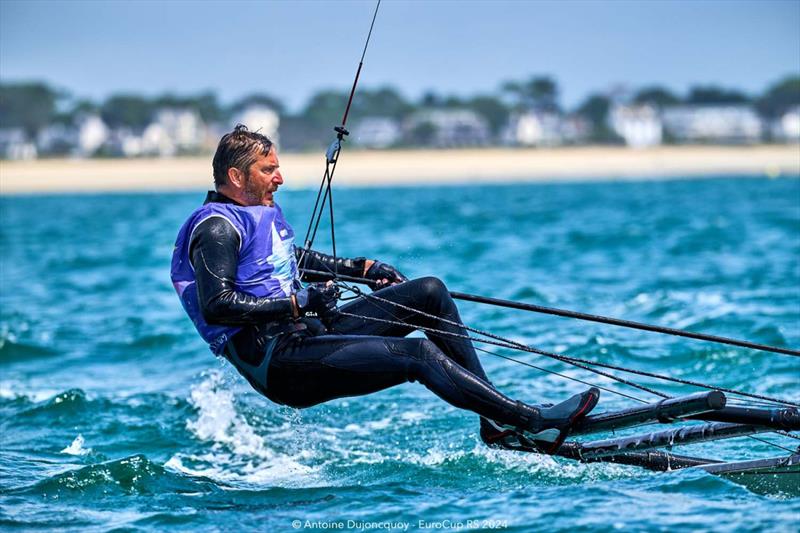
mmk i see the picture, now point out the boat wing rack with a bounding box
[545,390,800,494]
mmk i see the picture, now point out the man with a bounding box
[171,125,599,453]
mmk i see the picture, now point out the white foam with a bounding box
[165,451,315,487]
[400,411,428,422]
[167,370,318,487]
[60,434,91,456]
[0,381,62,402]
[366,417,393,430]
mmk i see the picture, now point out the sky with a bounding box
[1,0,798,112]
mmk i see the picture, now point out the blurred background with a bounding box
[1,0,798,160]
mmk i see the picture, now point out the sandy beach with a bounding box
[1,145,798,195]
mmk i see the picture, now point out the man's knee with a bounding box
[401,338,447,364]
[416,276,448,298]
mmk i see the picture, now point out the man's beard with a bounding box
[243,177,272,206]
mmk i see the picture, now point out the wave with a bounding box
[0,320,58,362]
[0,339,58,362]
[11,454,215,498]
[0,386,193,430]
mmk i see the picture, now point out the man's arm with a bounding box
[295,247,407,289]
[190,217,295,325]
[295,247,370,281]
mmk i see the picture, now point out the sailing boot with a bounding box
[480,417,533,451]
[480,387,600,454]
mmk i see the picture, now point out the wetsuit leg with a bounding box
[330,277,489,381]
[266,333,540,429]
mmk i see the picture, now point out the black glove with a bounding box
[295,283,340,319]
[365,261,408,291]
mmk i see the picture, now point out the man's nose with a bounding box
[274,170,284,184]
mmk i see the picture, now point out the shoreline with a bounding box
[1,145,798,195]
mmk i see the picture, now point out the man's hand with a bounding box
[364,260,408,291]
[293,282,340,319]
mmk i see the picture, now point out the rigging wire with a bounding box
[745,435,799,454]
[299,0,381,272]
[450,291,800,357]
[472,345,650,404]
[336,283,799,408]
[329,278,798,451]
[300,269,799,358]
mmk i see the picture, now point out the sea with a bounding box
[1,175,799,532]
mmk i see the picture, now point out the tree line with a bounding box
[1,75,798,150]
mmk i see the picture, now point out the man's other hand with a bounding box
[364,260,408,291]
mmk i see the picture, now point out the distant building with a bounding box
[502,111,564,146]
[36,114,109,157]
[75,114,109,157]
[141,122,172,157]
[0,128,37,160]
[608,104,662,148]
[102,127,144,157]
[352,117,401,148]
[140,108,205,157]
[233,105,280,146]
[661,105,762,143]
[405,109,490,148]
[771,106,800,142]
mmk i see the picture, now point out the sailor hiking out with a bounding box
[170,125,599,453]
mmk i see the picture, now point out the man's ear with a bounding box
[227,167,244,188]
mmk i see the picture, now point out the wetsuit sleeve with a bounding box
[295,247,367,281]
[190,217,295,325]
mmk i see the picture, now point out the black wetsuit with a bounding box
[188,193,544,433]
[185,192,601,452]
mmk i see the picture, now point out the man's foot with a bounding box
[524,387,600,453]
[480,418,536,452]
[479,387,600,454]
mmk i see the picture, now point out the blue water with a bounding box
[1,176,799,532]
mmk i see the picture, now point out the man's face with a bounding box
[242,147,283,206]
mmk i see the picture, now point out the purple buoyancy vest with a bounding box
[170,199,299,354]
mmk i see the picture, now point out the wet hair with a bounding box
[212,124,273,187]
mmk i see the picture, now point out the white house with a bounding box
[608,104,663,148]
[233,105,280,145]
[151,109,205,156]
[75,114,109,157]
[772,106,800,142]
[36,114,109,157]
[404,109,490,147]
[661,105,762,143]
[352,117,401,148]
[100,127,144,157]
[502,111,564,146]
[141,122,173,156]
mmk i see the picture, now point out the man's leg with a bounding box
[268,333,538,427]
[267,331,599,453]
[331,276,511,443]
[331,277,488,380]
